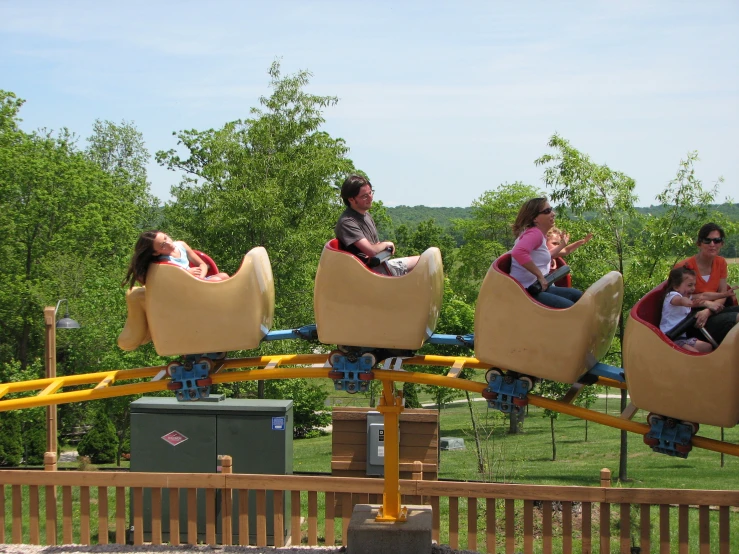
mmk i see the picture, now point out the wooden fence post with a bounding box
[220,455,233,546]
[600,468,612,553]
[600,468,612,488]
[412,460,424,504]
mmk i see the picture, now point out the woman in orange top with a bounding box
[675,223,739,344]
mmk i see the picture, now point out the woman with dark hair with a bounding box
[122,231,229,289]
[508,197,583,308]
[674,222,739,344]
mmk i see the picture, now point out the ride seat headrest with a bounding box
[636,281,669,327]
[494,253,512,275]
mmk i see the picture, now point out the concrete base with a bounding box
[347,504,432,554]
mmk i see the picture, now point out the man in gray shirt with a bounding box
[335,174,419,276]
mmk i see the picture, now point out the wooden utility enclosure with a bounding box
[331,407,438,480]
[331,407,438,508]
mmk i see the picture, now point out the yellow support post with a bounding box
[374,379,407,522]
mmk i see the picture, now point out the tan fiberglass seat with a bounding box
[623,282,739,428]
[118,247,275,356]
[474,254,623,384]
[313,239,444,350]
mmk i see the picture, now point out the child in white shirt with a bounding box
[660,267,713,353]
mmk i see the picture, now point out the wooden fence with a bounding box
[1,462,737,553]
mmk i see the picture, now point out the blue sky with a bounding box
[1,1,737,207]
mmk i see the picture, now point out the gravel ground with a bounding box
[0,544,480,554]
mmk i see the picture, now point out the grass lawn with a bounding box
[293,396,739,551]
[297,397,739,490]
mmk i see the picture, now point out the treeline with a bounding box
[1,63,736,478]
[386,204,739,256]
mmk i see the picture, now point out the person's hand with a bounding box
[695,309,711,328]
[384,242,396,255]
[703,300,723,313]
[188,266,203,277]
[561,232,570,246]
[582,233,593,244]
[538,274,548,291]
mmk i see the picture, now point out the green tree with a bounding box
[0,91,149,377]
[156,61,355,330]
[78,408,118,464]
[537,380,599,461]
[535,135,718,480]
[409,219,456,267]
[85,118,159,226]
[155,63,356,435]
[0,412,23,466]
[451,182,541,302]
[20,410,47,465]
[0,92,160,455]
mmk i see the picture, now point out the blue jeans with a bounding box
[531,285,583,309]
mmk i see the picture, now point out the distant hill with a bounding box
[635,203,739,218]
[386,203,738,230]
[385,206,472,231]
[386,203,738,256]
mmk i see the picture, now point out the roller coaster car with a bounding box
[474,254,623,384]
[118,247,275,356]
[624,282,739,428]
[313,239,444,350]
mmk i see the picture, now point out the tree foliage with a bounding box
[0,91,153,376]
[0,412,23,466]
[451,182,541,302]
[78,408,118,464]
[534,134,719,479]
[156,61,355,329]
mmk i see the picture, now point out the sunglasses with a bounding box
[701,238,724,245]
[538,207,553,215]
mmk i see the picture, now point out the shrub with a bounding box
[78,409,118,464]
[0,412,23,466]
[23,422,47,465]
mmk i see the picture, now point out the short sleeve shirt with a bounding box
[674,256,728,294]
[335,207,379,264]
[660,291,691,336]
[159,241,190,269]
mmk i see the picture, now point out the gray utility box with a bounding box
[130,397,293,545]
[366,411,386,476]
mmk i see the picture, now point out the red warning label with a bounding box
[161,430,188,446]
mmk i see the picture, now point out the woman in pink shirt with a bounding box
[509,198,583,309]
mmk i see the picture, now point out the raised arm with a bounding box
[559,232,593,257]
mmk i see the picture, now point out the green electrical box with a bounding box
[130,397,292,544]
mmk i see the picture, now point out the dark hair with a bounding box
[340,174,372,207]
[512,197,548,237]
[122,230,161,289]
[667,266,696,291]
[697,222,725,243]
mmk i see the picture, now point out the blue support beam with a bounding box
[587,362,625,383]
[427,333,475,349]
[264,324,318,342]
